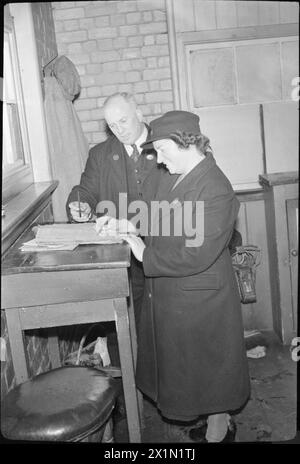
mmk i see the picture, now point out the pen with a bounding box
[77,191,81,218]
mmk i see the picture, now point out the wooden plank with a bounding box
[196,105,264,192]
[236,191,265,203]
[236,1,259,27]
[2,232,130,273]
[273,185,296,343]
[286,198,298,332]
[215,0,237,29]
[18,299,115,330]
[245,200,273,330]
[258,1,280,25]
[114,298,141,443]
[259,171,299,187]
[5,309,29,384]
[180,23,299,44]
[2,182,58,251]
[173,0,195,32]
[194,0,217,31]
[2,268,129,308]
[263,187,282,340]
[262,103,299,174]
[47,329,61,369]
[279,2,299,24]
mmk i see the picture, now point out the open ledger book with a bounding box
[20,223,128,252]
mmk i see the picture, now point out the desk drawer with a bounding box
[2,268,129,308]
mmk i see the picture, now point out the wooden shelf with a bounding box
[1,181,58,256]
[259,171,298,187]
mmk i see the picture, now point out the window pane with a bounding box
[236,43,282,103]
[190,48,237,107]
[3,29,26,173]
[3,104,25,169]
[281,40,299,100]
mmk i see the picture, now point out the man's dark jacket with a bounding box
[66,133,167,328]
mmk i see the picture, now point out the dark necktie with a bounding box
[131,144,140,162]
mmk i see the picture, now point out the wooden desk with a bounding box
[1,228,141,442]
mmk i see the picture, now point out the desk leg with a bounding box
[128,281,144,427]
[114,298,141,443]
[47,328,61,369]
[5,309,29,385]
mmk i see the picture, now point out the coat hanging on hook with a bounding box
[53,55,81,101]
[42,55,58,78]
[42,55,81,101]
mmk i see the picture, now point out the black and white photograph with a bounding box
[1,0,299,449]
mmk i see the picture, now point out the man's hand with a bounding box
[122,235,146,262]
[69,201,91,222]
[95,216,137,235]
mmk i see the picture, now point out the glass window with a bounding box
[2,7,33,203]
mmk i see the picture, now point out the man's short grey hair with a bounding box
[103,92,137,108]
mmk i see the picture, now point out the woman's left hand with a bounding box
[122,235,146,262]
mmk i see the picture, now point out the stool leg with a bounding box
[83,417,114,443]
[101,418,114,443]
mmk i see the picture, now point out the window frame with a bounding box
[2,7,33,204]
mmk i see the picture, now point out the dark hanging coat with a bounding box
[137,153,250,420]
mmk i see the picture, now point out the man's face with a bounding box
[104,97,143,145]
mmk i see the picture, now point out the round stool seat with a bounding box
[1,366,119,442]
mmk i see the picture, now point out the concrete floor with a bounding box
[113,330,298,444]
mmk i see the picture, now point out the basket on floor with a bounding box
[64,324,122,377]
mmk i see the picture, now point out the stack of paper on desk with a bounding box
[20,239,78,252]
[20,223,125,252]
[36,223,124,244]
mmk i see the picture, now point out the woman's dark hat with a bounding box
[141,110,200,149]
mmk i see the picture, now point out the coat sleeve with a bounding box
[143,190,240,278]
[65,145,101,221]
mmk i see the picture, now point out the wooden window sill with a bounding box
[2,181,58,256]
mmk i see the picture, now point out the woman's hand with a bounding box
[123,235,146,262]
[95,216,137,235]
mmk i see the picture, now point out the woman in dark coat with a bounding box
[124,110,250,442]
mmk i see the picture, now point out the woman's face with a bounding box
[153,139,185,174]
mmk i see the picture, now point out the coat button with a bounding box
[148,293,152,298]
[137,179,141,184]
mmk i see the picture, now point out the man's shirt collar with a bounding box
[124,125,148,157]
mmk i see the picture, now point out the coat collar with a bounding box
[171,152,216,192]
[156,152,216,201]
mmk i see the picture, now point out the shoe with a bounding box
[189,419,237,443]
[164,423,190,442]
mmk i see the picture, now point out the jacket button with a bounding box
[148,293,152,298]
[137,179,141,184]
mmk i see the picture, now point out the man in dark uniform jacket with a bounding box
[66,92,166,329]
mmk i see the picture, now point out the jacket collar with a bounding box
[167,152,216,195]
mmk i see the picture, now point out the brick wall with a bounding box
[52,0,175,147]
